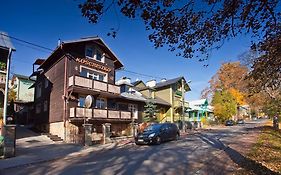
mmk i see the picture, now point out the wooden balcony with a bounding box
[68,75,120,94]
[69,107,132,120]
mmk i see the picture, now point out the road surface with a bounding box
[1,120,267,175]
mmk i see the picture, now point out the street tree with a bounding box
[212,89,237,123]
[201,62,248,99]
[79,0,280,86]
[143,99,158,123]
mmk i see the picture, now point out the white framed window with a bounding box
[80,67,107,82]
[87,72,105,81]
[85,46,94,58]
[85,45,104,62]
[96,98,106,109]
[36,83,42,98]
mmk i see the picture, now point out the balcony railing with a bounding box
[68,75,120,94]
[69,107,132,119]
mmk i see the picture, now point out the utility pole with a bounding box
[181,78,185,131]
[3,48,12,125]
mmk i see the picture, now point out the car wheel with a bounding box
[155,136,161,145]
[175,133,180,140]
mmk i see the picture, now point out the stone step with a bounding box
[45,134,63,142]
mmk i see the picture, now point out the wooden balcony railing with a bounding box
[69,107,132,120]
[68,75,120,94]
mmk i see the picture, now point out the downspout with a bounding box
[3,48,12,125]
[63,44,68,141]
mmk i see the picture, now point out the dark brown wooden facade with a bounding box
[31,38,143,142]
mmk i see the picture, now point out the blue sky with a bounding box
[0,0,252,101]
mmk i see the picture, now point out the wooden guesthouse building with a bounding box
[30,37,170,143]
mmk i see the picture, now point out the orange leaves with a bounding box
[229,88,246,105]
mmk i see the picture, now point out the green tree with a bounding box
[212,90,237,123]
[8,89,17,102]
[143,99,158,123]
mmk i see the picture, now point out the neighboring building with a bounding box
[31,37,166,143]
[11,74,35,102]
[187,99,214,126]
[116,77,170,124]
[10,74,35,124]
[133,77,191,123]
[0,32,15,120]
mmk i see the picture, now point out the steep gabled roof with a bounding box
[154,76,191,91]
[0,32,15,50]
[189,99,208,106]
[13,74,35,81]
[39,37,123,70]
[131,80,143,86]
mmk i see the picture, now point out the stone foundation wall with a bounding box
[49,122,65,140]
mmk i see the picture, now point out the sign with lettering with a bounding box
[75,58,111,73]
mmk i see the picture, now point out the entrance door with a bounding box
[128,104,138,120]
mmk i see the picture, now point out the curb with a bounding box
[0,142,123,171]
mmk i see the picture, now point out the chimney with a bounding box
[160,78,166,82]
[116,77,131,85]
[146,79,156,88]
[58,38,61,46]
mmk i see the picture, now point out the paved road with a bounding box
[0,120,267,175]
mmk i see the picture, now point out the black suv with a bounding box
[135,123,180,145]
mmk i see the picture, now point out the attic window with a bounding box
[85,45,104,62]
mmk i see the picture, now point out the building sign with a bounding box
[75,58,111,73]
[175,90,182,97]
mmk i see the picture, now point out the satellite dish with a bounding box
[84,95,93,108]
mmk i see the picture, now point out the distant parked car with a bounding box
[135,123,180,145]
[225,120,235,126]
[237,119,245,124]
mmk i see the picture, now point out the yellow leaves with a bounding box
[229,88,246,105]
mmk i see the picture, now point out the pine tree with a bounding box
[143,99,158,123]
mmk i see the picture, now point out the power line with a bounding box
[1,33,166,80]
[118,68,165,80]
[0,33,53,52]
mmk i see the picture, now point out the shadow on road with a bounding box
[196,133,280,175]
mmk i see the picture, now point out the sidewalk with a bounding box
[0,135,133,170]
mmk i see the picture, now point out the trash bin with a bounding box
[273,116,279,129]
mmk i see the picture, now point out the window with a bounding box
[85,46,94,58]
[120,85,129,93]
[96,98,106,109]
[43,100,48,112]
[96,50,102,61]
[85,45,104,62]
[78,96,86,107]
[108,99,116,109]
[117,103,128,111]
[80,68,88,77]
[36,83,42,98]
[44,78,49,88]
[36,103,41,114]
[87,71,105,82]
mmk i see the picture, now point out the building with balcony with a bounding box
[132,77,191,123]
[0,32,15,121]
[31,37,171,143]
